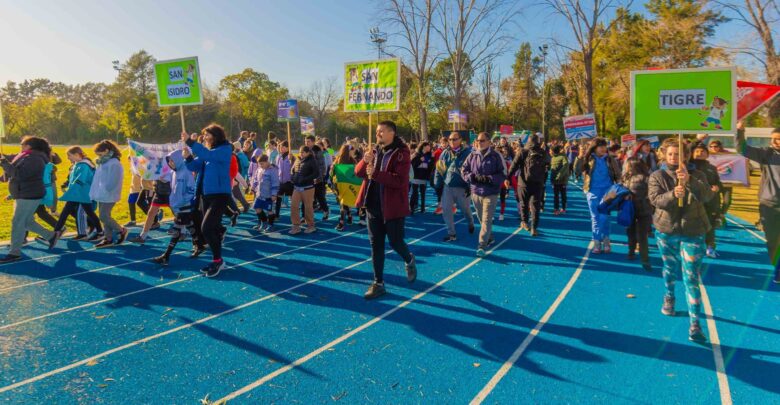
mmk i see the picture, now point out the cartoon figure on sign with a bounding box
[700,96,728,130]
[186,64,195,84]
[349,67,360,90]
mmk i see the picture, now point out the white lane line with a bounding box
[700,283,733,405]
[0,220,273,294]
[726,216,766,242]
[0,220,455,394]
[216,226,522,404]
[0,228,358,330]
[470,241,594,405]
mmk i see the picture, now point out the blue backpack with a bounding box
[617,198,635,227]
[597,184,631,214]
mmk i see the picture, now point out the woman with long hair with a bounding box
[332,143,356,231]
[410,141,434,214]
[89,140,128,248]
[581,138,621,253]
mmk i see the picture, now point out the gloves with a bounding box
[476,175,492,184]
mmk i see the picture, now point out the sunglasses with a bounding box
[477,139,489,143]
[449,137,461,141]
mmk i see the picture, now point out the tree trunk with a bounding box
[416,83,430,141]
[583,52,595,114]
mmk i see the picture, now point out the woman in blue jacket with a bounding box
[50,146,103,247]
[183,124,232,278]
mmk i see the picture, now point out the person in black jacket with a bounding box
[305,135,329,221]
[508,134,547,236]
[0,136,56,263]
[410,142,434,213]
[692,142,723,258]
[290,146,320,234]
[621,156,653,272]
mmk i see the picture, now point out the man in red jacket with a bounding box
[356,120,417,299]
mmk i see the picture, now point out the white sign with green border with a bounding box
[630,67,737,135]
[154,56,203,107]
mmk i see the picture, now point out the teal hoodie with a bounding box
[60,160,95,204]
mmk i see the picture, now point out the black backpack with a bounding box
[524,148,547,183]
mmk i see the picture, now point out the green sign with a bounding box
[343,58,401,112]
[631,67,736,134]
[154,57,203,107]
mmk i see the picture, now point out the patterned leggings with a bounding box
[657,233,706,325]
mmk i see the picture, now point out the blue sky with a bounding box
[0,0,753,93]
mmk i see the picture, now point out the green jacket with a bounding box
[550,155,570,185]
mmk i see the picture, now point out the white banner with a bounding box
[707,153,750,186]
[127,140,181,181]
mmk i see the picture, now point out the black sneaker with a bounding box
[48,230,63,250]
[115,228,129,245]
[364,282,386,300]
[335,222,345,231]
[230,213,238,227]
[202,260,225,278]
[405,254,417,283]
[443,234,457,242]
[95,239,114,248]
[129,235,146,244]
[190,245,207,258]
[689,323,707,342]
[87,232,105,242]
[151,255,169,266]
[322,210,329,221]
[468,224,475,234]
[0,254,22,264]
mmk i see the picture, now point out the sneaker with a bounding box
[129,235,146,244]
[322,211,329,221]
[335,222,345,231]
[0,254,22,264]
[72,234,89,241]
[87,232,104,242]
[95,239,114,248]
[661,296,675,316]
[230,213,238,227]
[476,247,486,257]
[265,225,275,233]
[358,219,367,226]
[641,262,652,272]
[405,254,417,283]
[442,234,457,242]
[150,222,161,231]
[689,323,707,342]
[203,260,225,278]
[304,226,317,234]
[151,255,169,266]
[553,210,561,216]
[363,282,386,300]
[347,216,354,225]
[115,228,129,245]
[35,236,49,246]
[603,238,612,254]
[519,222,530,232]
[123,220,136,227]
[530,228,539,237]
[252,224,262,231]
[706,247,719,258]
[560,210,566,215]
[434,206,443,215]
[48,230,64,250]
[289,227,302,235]
[592,241,602,254]
[498,214,504,221]
[190,245,207,258]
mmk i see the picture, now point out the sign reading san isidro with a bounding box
[344,58,401,112]
[630,67,736,135]
[154,57,203,107]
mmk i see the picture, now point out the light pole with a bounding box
[369,27,387,59]
[538,44,548,137]
[112,60,122,143]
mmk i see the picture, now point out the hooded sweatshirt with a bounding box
[166,150,196,214]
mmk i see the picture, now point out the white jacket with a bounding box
[89,157,124,203]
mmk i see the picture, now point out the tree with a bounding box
[302,76,339,131]
[544,0,634,114]
[219,68,289,134]
[384,0,440,140]
[435,0,518,111]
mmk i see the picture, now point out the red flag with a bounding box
[499,125,513,135]
[737,81,780,120]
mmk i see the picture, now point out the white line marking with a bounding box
[726,216,766,242]
[700,283,733,405]
[0,220,455,394]
[0,228,358,330]
[470,242,594,405]
[216,226,522,403]
[0,220,273,294]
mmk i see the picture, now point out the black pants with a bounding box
[410,183,427,212]
[55,201,102,233]
[518,182,544,228]
[339,205,353,223]
[201,194,230,261]
[759,203,780,278]
[553,184,568,211]
[137,190,159,225]
[35,205,58,228]
[160,211,202,259]
[435,185,443,204]
[627,214,652,263]
[721,187,733,217]
[232,184,250,210]
[314,182,328,212]
[275,182,294,218]
[367,212,412,284]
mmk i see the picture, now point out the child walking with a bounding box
[251,155,280,232]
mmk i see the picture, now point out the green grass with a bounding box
[0,145,154,242]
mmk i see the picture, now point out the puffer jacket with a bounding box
[253,164,280,200]
[622,173,653,217]
[1,150,49,200]
[61,160,95,204]
[693,158,722,216]
[291,154,320,189]
[166,150,196,213]
[461,147,506,196]
[550,154,570,185]
[434,146,471,189]
[648,163,714,237]
[90,156,124,203]
[184,139,232,195]
[275,152,293,184]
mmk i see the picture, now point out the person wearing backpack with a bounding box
[550,145,570,215]
[622,156,653,272]
[508,134,547,236]
[434,132,474,242]
[580,138,621,253]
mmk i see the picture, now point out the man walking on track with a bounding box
[462,132,506,257]
[509,133,548,236]
[736,121,780,284]
[355,120,417,300]
[434,131,475,242]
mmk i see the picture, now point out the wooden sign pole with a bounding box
[179,105,186,134]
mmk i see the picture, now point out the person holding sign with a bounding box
[355,121,417,300]
[736,121,780,284]
[648,138,715,342]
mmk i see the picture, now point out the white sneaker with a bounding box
[498,214,504,221]
[706,247,719,258]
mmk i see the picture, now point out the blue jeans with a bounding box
[586,187,611,242]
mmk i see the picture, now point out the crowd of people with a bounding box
[1,120,778,342]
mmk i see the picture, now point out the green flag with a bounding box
[332,164,362,208]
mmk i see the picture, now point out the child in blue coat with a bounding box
[251,154,280,232]
[50,146,103,247]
